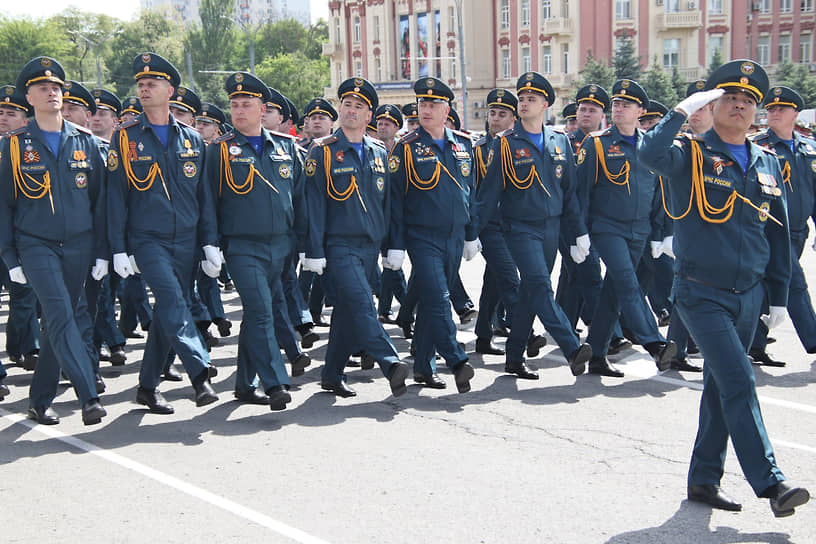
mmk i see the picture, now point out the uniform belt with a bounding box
[676,273,747,295]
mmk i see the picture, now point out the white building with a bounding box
[140,0,310,27]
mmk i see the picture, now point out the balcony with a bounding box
[542,17,574,36]
[322,41,343,58]
[658,11,703,30]
[677,66,702,81]
[545,73,574,88]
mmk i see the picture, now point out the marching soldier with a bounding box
[467,73,592,379]
[90,88,121,141]
[0,57,108,424]
[303,77,409,397]
[401,102,419,133]
[386,77,475,392]
[195,102,226,143]
[561,102,577,133]
[640,59,810,517]
[107,52,220,413]
[169,86,200,126]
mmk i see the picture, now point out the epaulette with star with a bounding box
[589,127,611,138]
[452,129,473,142]
[271,130,298,141]
[396,129,419,145]
[314,135,338,146]
[119,118,140,130]
[473,134,488,147]
[213,132,235,144]
[73,124,93,136]
[6,126,25,137]
[497,127,514,138]
[367,135,386,149]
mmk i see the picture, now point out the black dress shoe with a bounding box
[588,356,624,377]
[453,361,475,393]
[687,337,700,355]
[397,319,414,339]
[567,343,592,376]
[162,364,184,382]
[223,280,235,292]
[645,341,677,371]
[413,372,446,389]
[207,364,218,378]
[266,385,292,411]
[109,344,126,366]
[749,348,786,367]
[311,313,330,327]
[28,405,60,425]
[120,327,143,339]
[361,352,376,370]
[475,338,505,355]
[388,362,409,396]
[321,381,357,397]
[492,326,510,338]
[0,383,9,400]
[657,308,671,327]
[766,481,810,518]
[234,389,270,404]
[95,373,106,394]
[214,317,232,337]
[505,361,539,380]
[687,484,742,511]
[670,357,702,372]
[526,334,548,358]
[378,313,398,324]
[22,351,38,371]
[136,387,175,414]
[607,337,632,355]
[192,371,218,407]
[300,330,320,349]
[290,353,311,377]
[766,336,776,344]
[458,308,478,324]
[81,399,107,425]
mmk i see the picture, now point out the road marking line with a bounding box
[0,408,332,544]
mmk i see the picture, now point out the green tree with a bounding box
[574,51,615,95]
[105,11,185,98]
[613,32,642,81]
[255,52,330,111]
[184,0,237,107]
[773,60,816,108]
[51,8,121,87]
[642,58,678,109]
[671,65,687,102]
[0,17,74,84]
[706,49,724,78]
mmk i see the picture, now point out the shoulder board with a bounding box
[119,118,140,130]
[314,135,338,146]
[452,129,472,141]
[396,130,419,145]
[270,130,298,141]
[497,128,514,138]
[759,145,777,155]
[589,128,610,138]
[175,118,192,129]
[213,132,235,144]
[368,136,386,149]
[98,137,110,145]
[473,135,487,147]
[749,131,768,142]
[74,125,93,135]
[295,143,307,154]
[550,127,567,135]
[7,126,26,137]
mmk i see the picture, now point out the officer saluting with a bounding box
[640,60,810,517]
[386,77,475,392]
[107,52,221,413]
[303,77,409,398]
[0,57,108,425]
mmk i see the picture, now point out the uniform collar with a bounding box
[137,111,181,133]
[232,127,274,147]
[609,124,640,145]
[704,127,764,169]
[417,125,456,148]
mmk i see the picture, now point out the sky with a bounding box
[5,0,329,23]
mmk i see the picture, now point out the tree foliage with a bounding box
[642,58,678,109]
[706,49,724,78]
[255,52,330,111]
[773,60,816,109]
[613,32,642,81]
[574,51,615,95]
[0,17,73,84]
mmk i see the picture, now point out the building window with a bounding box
[757,35,770,65]
[355,60,362,77]
[521,0,530,26]
[709,0,723,14]
[542,0,551,19]
[801,34,813,63]
[375,58,382,81]
[522,46,531,72]
[663,38,679,68]
[373,16,380,42]
[562,43,569,73]
[779,34,791,63]
[500,0,510,29]
[707,36,723,65]
[666,0,679,12]
[334,17,341,44]
[616,0,631,19]
[449,6,455,31]
[562,0,569,17]
[502,49,511,78]
[759,0,770,13]
[780,0,792,12]
[804,0,815,13]
[353,16,361,43]
[542,45,552,73]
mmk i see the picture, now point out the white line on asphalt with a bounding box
[0,408,332,544]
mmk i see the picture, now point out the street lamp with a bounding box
[222,13,267,74]
[454,0,468,130]
[69,30,119,88]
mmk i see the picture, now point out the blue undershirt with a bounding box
[152,124,169,148]
[246,135,264,157]
[433,137,446,152]
[725,142,750,174]
[621,133,637,148]
[782,138,795,153]
[42,130,61,158]
[351,141,364,163]
[524,130,544,154]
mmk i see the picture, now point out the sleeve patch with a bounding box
[305,158,317,177]
[107,149,119,171]
[388,155,400,173]
[576,147,586,165]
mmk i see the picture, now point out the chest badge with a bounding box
[376,176,385,191]
[758,201,770,222]
[607,144,621,155]
[305,158,317,177]
[279,164,291,179]
[23,149,40,163]
[183,161,197,178]
[73,150,86,161]
[229,145,241,156]
[137,141,144,152]
[335,150,344,163]
[388,155,400,173]
[555,164,563,178]
[107,150,119,171]
[576,147,586,165]
[75,172,87,188]
[460,161,471,177]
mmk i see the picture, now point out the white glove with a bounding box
[303,257,327,275]
[675,89,724,117]
[569,245,586,264]
[91,259,109,281]
[113,253,134,278]
[463,239,482,261]
[202,244,222,277]
[385,249,405,270]
[812,239,816,252]
[760,306,787,330]
[8,266,27,284]
[661,235,675,259]
[201,259,220,278]
[129,255,140,274]
[298,252,305,268]
[576,234,590,253]
[650,241,663,259]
